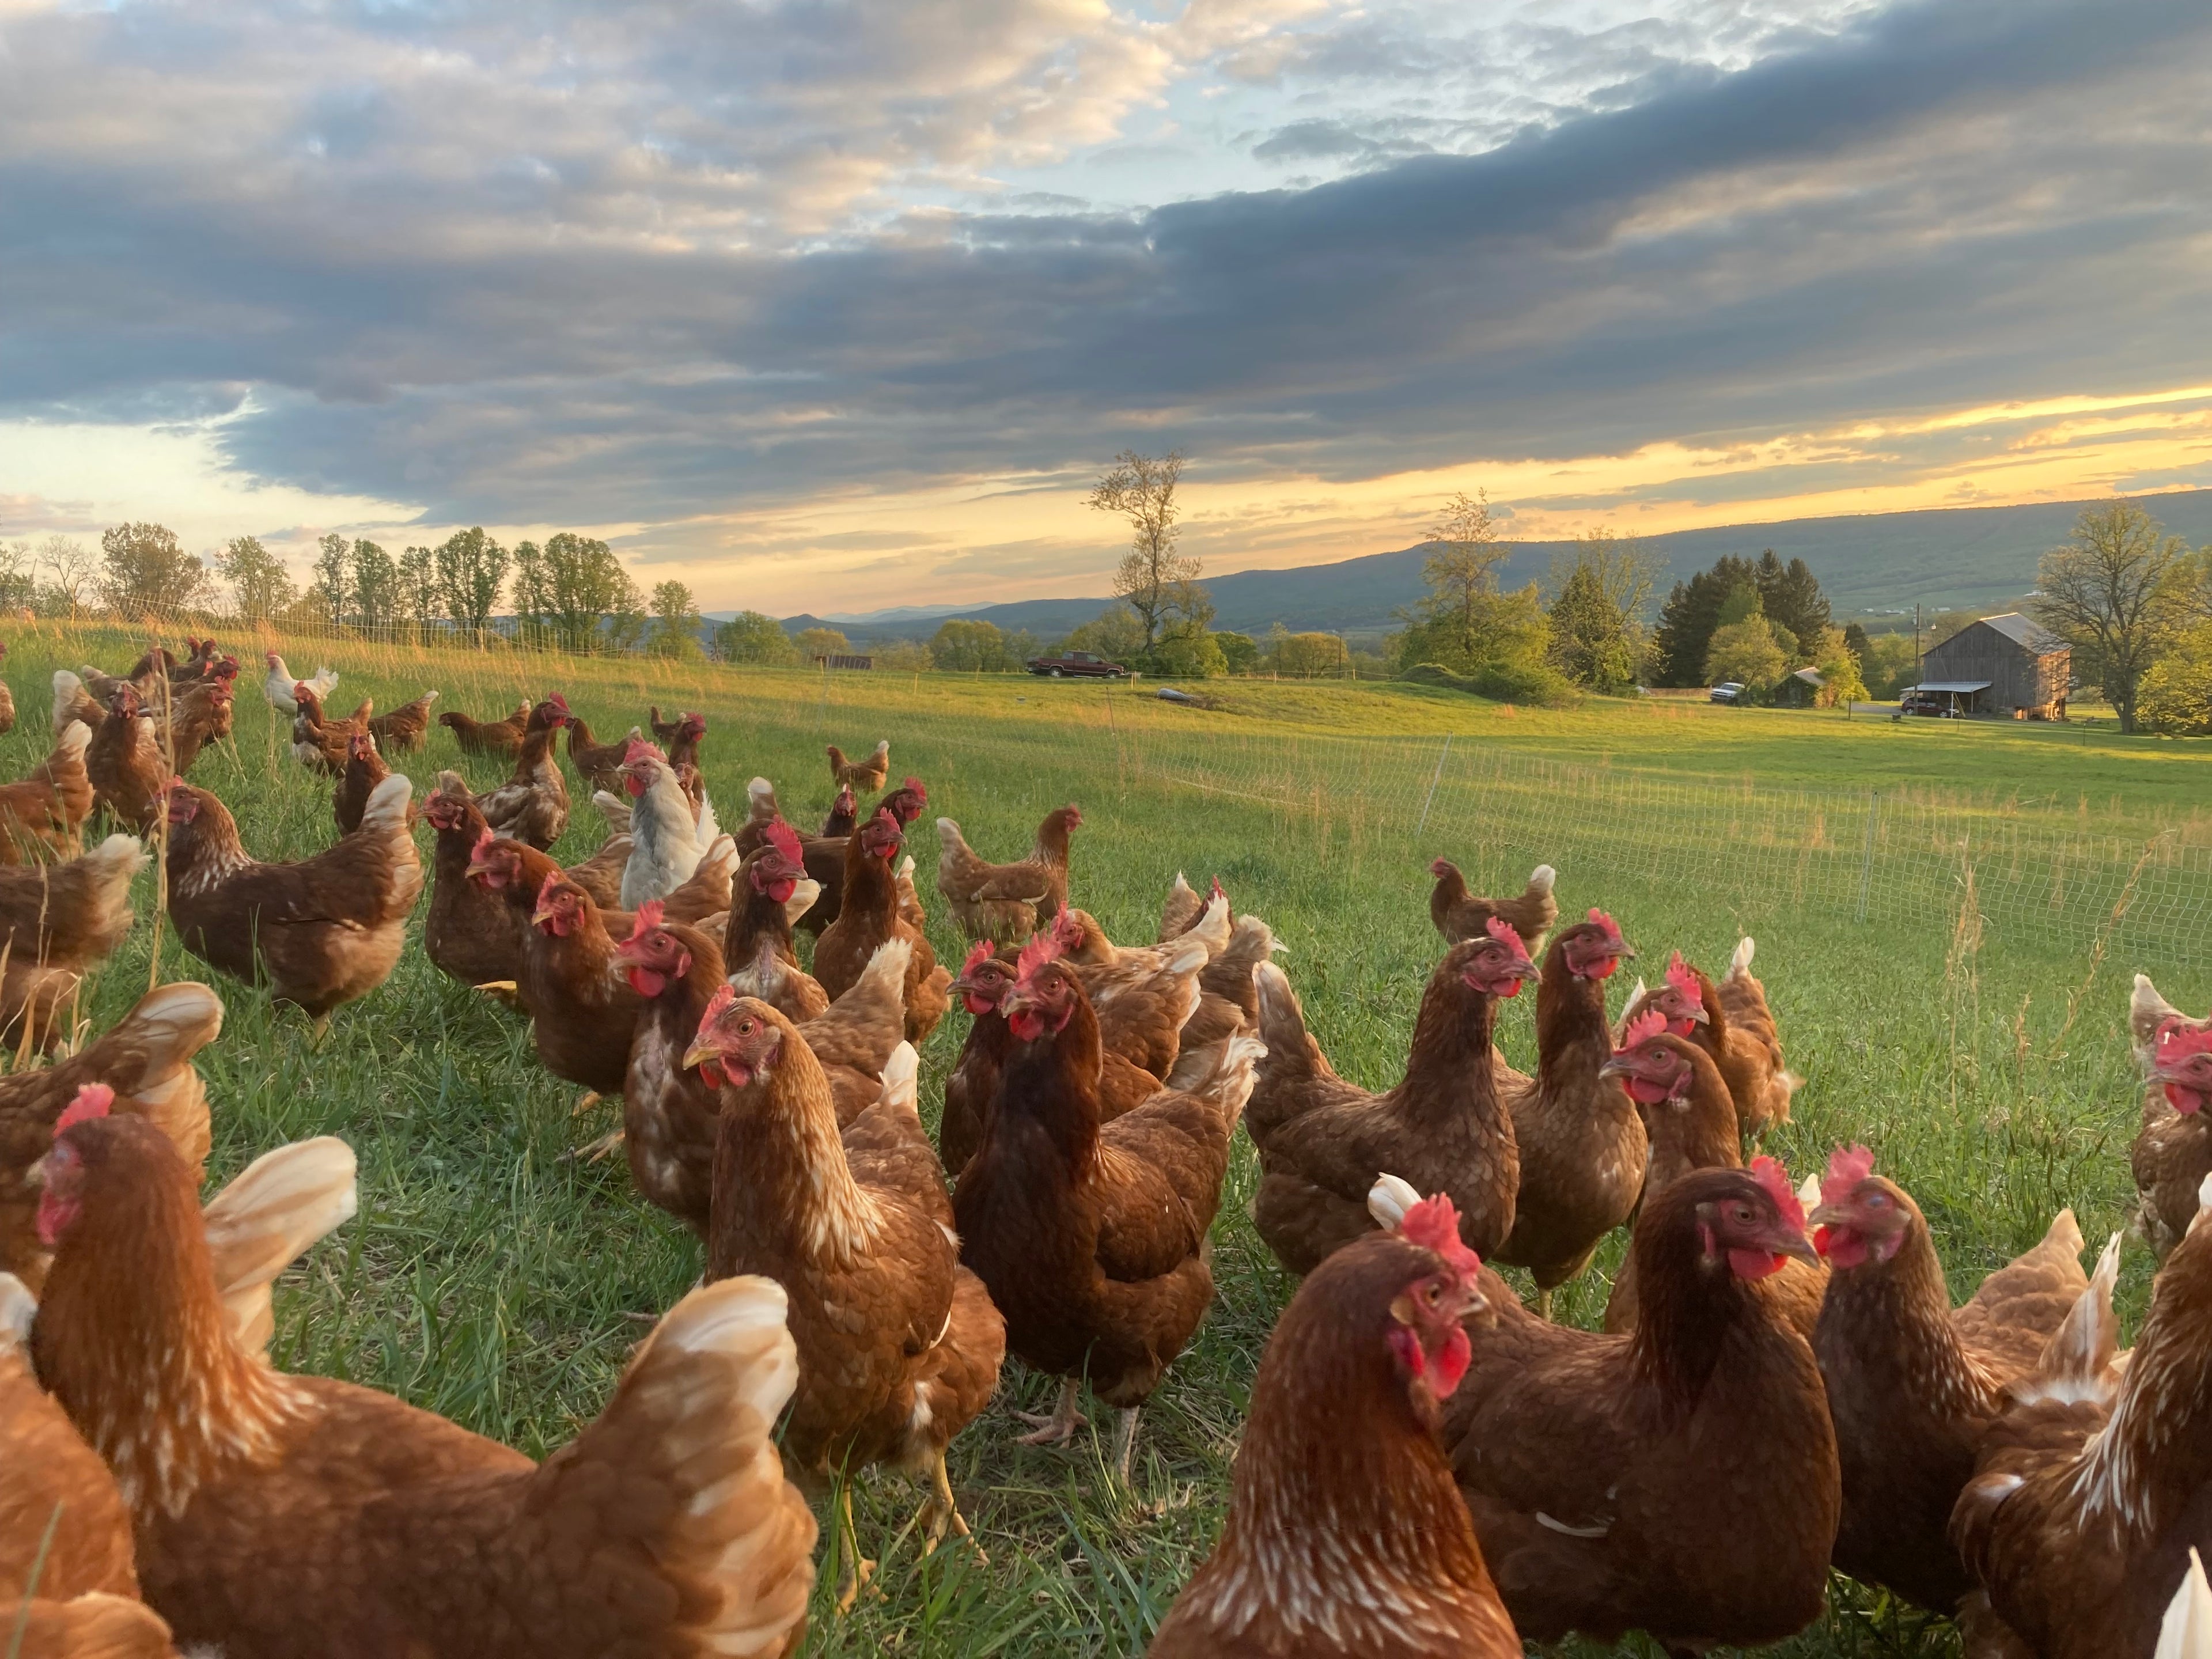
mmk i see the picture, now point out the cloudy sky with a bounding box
[3,0,2209,614]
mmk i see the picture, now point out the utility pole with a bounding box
[1914,604,1922,680]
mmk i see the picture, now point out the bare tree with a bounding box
[1421,490,1512,660]
[2029,501,2184,733]
[39,534,97,619]
[1089,449,1202,660]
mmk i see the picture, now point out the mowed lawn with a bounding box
[10,620,2209,1658]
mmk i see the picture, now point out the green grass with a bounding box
[11,620,2210,1657]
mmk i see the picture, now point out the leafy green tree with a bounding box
[1546,529,1660,692]
[796,627,850,661]
[1062,604,1146,663]
[1842,621,1872,663]
[1090,449,1207,665]
[875,640,934,672]
[1154,624,1228,678]
[647,579,704,659]
[0,542,32,612]
[351,539,401,631]
[397,546,439,639]
[99,522,210,618]
[2030,501,2186,733]
[1704,616,1790,696]
[1214,631,1258,673]
[1649,554,1758,685]
[931,619,1024,672]
[717,611,798,665]
[1809,626,1869,706]
[434,528,510,639]
[215,535,297,622]
[509,532,638,653]
[1270,630,1348,678]
[312,532,351,624]
[1414,491,1511,665]
[2138,623,2212,734]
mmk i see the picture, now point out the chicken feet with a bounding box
[1014,1376,1086,1446]
[834,1483,877,1615]
[922,1452,986,1563]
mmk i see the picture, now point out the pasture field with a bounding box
[12,619,2212,1658]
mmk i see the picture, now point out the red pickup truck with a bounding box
[1025,650,1128,679]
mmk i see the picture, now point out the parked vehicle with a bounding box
[1709,682,1746,704]
[1026,650,1128,679]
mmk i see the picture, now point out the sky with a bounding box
[3,0,2211,616]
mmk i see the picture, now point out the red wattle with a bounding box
[1625,1077,1671,1105]
[1729,1248,1786,1281]
[2168,1083,2206,1116]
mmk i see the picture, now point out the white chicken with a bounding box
[616,737,723,909]
[263,651,338,714]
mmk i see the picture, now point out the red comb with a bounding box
[471,827,497,857]
[1586,908,1622,944]
[902,775,924,794]
[961,940,995,976]
[1821,1144,1877,1209]
[549,692,571,712]
[1209,876,1226,902]
[2157,1022,2212,1063]
[623,737,666,766]
[1016,930,1064,986]
[1752,1155,1805,1229]
[766,819,804,863]
[1051,909,1084,950]
[1619,1007,1666,1050]
[536,869,562,903]
[55,1083,113,1137]
[694,984,736,1058]
[1429,856,1455,878]
[629,899,666,938]
[1484,914,1529,957]
[1665,950,1699,998]
[1399,1192,1482,1285]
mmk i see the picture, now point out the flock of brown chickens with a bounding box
[0,638,2209,1658]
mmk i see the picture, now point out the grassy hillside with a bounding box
[14,623,2210,1657]
[845,488,2212,644]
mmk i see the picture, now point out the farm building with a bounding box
[1909,612,2069,718]
[1771,666,1826,707]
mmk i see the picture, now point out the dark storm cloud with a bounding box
[3,0,2209,546]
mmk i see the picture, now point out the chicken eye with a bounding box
[1865,1192,1888,1209]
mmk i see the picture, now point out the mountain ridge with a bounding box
[781,490,2212,644]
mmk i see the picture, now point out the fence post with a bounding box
[1856,790,1880,922]
[1415,733,1454,841]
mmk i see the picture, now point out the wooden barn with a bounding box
[1911,613,2070,718]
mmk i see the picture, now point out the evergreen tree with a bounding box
[1649,553,1756,685]
[1753,550,1831,660]
[1842,620,1871,663]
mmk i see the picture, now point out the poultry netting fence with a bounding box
[21,616,2210,973]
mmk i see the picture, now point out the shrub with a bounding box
[2138,625,2212,735]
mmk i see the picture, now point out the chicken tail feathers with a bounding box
[1249,963,1325,1142]
[877,1041,920,1119]
[2016,1230,2126,1407]
[201,1136,358,1358]
[50,670,86,736]
[357,773,414,839]
[531,1276,816,1656]
[1727,935,1756,980]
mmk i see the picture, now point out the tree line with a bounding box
[1,523,711,659]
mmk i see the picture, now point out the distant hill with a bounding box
[786,490,2212,645]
